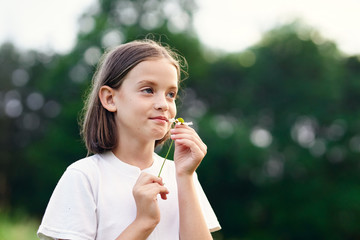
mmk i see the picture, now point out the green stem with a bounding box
[158,140,174,177]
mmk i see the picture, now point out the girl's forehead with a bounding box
[134,59,178,74]
[141,57,178,71]
[123,58,179,85]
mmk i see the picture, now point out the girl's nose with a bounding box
[154,95,169,111]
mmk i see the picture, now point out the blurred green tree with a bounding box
[0,43,61,211]
[185,22,360,239]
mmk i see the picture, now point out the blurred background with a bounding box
[1,0,360,239]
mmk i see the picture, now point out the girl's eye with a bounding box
[167,91,176,99]
[141,88,153,94]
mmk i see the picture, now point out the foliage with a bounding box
[186,23,360,239]
[1,1,360,239]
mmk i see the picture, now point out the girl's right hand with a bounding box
[132,172,169,228]
[115,173,169,239]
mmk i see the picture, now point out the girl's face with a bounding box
[112,58,178,143]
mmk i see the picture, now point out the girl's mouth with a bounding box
[150,116,169,123]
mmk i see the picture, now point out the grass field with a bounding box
[0,209,224,240]
[0,210,39,240]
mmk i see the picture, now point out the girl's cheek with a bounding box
[171,103,177,117]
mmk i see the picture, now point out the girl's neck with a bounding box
[112,138,155,170]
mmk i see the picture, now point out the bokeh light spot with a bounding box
[250,127,272,148]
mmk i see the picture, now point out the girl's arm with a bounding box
[171,125,213,240]
[115,173,169,240]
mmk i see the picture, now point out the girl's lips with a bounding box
[150,116,169,123]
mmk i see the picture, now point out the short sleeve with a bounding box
[193,173,221,232]
[37,168,97,240]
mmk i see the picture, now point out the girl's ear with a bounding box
[99,86,117,112]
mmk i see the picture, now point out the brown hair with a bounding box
[80,39,187,155]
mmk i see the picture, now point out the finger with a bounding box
[136,172,163,186]
[171,133,207,155]
[151,184,169,200]
[172,124,196,133]
[135,182,169,198]
[171,125,208,156]
[171,126,200,139]
[142,182,169,194]
[174,123,193,129]
[171,125,203,143]
[174,139,206,160]
[160,192,168,200]
[171,131,203,144]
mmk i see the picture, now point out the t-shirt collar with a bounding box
[99,151,162,178]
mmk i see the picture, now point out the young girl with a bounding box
[37,39,221,240]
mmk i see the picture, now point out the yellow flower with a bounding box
[169,117,193,126]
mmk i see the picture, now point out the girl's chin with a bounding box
[151,130,168,140]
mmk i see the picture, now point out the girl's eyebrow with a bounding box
[137,80,157,86]
[137,80,178,90]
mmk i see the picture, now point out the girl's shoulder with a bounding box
[66,154,102,177]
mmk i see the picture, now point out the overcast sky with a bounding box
[195,0,360,55]
[1,0,360,55]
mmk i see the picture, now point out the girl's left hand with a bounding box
[170,124,207,176]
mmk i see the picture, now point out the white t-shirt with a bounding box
[37,151,221,240]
